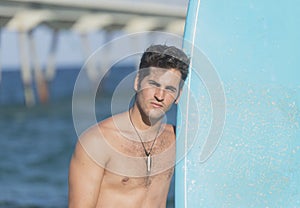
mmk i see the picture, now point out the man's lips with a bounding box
[150,102,163,108]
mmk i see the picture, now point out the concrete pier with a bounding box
[0,0,186,106]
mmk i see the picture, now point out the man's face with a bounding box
[134,67,182,121]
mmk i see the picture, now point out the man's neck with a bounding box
[129,106,164,141]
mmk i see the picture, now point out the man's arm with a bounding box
[68,140,105,207]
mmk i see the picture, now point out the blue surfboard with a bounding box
[176,0,300,207]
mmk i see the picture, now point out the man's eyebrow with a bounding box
[148,80,160,85]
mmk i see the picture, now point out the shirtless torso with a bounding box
[69,45,189,207]
[69,112,176,208]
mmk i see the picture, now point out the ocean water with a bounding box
[0,66,175,208]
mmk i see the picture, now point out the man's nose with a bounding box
[154,88,165,102]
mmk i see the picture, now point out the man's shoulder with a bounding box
[75,113,128,166]
[80,111,128,141]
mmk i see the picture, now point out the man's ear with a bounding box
[175,89,183,104]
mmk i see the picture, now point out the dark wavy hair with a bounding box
[138,45,190,88]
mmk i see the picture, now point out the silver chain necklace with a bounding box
[129,109,161,174]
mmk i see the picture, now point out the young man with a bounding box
[69,44,190,208]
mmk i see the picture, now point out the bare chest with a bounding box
[105,135,175,177]
[102,167,174,189]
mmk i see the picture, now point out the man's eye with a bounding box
[166,87,177,93]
